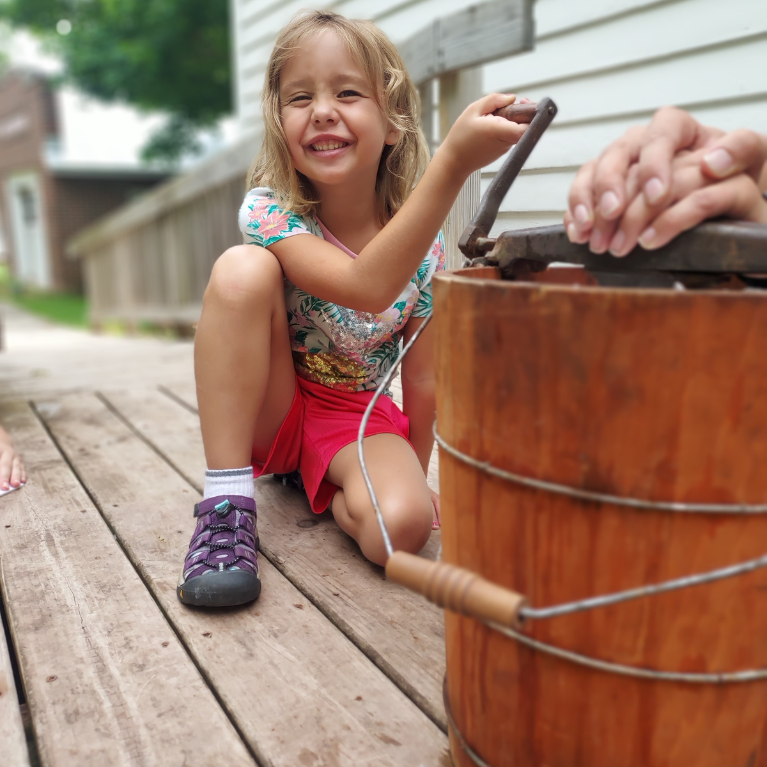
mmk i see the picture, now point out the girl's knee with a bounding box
[380,495,433,555]
[206,244,283,308]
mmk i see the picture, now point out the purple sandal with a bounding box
[177,495,261,607]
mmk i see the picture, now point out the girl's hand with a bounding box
[0,428,26,491]
[431,489,441,530]
[438,93,529,179]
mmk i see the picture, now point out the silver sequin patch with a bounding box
[320,305,402,360]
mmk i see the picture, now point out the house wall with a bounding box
[232,0,767,235]
[0,70,168,293]
[0,71,55,289]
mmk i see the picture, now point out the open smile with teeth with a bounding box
[310,141,350,151]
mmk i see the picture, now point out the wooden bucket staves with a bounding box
[433,263,767,767]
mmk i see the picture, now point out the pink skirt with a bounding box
[251,377,411,513]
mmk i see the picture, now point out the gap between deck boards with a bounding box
[25,392,449,766]
[100,383,448,732]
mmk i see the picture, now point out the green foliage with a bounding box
[1,0,232,163]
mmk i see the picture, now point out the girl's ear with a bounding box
[385,124,400,146]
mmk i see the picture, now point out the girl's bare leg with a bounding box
[326,434,433,565]
[195,244,296,468]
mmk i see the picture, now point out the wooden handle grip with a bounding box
[493,103,537,123]
[385,551,527,629]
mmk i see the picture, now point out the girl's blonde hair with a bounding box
[248,10,430,226]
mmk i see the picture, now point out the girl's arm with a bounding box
[269,93,527,314]
[400,317,436,475]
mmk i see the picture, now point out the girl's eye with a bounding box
[338,90,360,98]
[287,95,311,104]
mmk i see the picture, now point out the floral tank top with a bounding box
[239,188,446,392]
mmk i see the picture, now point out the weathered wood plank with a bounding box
[37,392,450,765]
[398,0,533,84]
[102,386,449,729]
[0,589,30,767]
[0,400,255,767]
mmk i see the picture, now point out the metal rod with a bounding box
[357,315,433,560]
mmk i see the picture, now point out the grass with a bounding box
[0,265,89,328]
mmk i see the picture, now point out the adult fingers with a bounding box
[634,106,714,208]
[590,162,644,252]
[638,174,767,250]
[701,129,767,182]
[608,162,707,256]
[566,160,596,242]
[590,125,647,224]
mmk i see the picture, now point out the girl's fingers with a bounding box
[638,174,767,250]
[701,129,767,182]
[480,92,517,112]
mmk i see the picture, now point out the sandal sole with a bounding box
[177,571,261,607]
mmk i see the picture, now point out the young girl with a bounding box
[177,10,528,607]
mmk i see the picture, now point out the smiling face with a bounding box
[279,30,399,199]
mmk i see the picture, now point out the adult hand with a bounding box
[0,427,26,491]
[431,489,441,530]
[615,146,767,253]
[565,107,767,254]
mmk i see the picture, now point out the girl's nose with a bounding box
[312,95,337,124]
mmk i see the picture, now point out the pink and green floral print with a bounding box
[238,188,445,392]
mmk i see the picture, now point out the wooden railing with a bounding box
[68,132,261,330]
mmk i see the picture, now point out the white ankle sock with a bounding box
[203,467,254,501]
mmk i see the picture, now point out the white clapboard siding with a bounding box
[233,0,481,127]
[232,0,767,235]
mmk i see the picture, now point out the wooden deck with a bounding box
[0,304,449,767]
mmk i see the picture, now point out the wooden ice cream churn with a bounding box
[367,99,767,766]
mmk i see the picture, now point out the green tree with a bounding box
[1,0,232,163]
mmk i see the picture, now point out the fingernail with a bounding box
[567,223,578,242]
[703,148,734,176]
[599,191,620,217]
[644,177,665,204]
[638,227,657,249]
[574,204,591,225]
[590,229,606,253]
[609,230,626,257]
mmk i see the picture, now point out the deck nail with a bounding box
[162,642,169,647]
[46,675,57,682]
[202,632,212,637]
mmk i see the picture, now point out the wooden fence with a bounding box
[68,134,260,330]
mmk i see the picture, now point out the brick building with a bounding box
[0,69,168,293]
